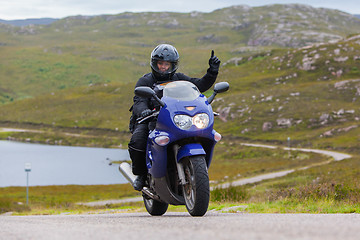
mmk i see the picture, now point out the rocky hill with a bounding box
[1,4,360,104]
[1,4,360,48]
[214,33,360,152]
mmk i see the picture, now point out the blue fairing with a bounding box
[145,81,218,178]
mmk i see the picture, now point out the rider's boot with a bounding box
[133,174,147,191]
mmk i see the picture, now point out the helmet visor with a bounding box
[151,59,178,74]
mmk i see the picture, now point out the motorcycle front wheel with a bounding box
[143,197,168,216]
[182,155,210,216]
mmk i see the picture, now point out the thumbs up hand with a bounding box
[208,50,221,73]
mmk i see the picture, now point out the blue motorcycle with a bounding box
[119,80,229,216]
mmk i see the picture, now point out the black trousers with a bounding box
[128,123,149,175]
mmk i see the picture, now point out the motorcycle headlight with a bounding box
[174,115,193,130]
[173,113,209,130]
[193,113,209,129]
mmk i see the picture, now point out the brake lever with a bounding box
[137,111,159,124]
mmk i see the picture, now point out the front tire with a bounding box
[143,197,168,216]
[182,156,209,216]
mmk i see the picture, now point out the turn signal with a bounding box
[154,136,170,146]
[214,132,222,142]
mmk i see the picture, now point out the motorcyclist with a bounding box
[128,43,221,191]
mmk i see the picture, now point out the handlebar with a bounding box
[136,110,159,124]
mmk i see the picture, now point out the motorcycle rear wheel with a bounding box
[182,155,209,216]
[143,197,168,216]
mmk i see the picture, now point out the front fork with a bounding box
[173,145,187,185]
[173,143,207,185]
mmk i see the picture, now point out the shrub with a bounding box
[211,185,249,202]
[0,198,30,214]
[267,182,360,204]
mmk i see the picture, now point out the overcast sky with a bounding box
[0,0,359,20]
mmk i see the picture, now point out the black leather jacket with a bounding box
[131,69,218,118]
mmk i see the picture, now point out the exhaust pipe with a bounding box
[119,162,136,185]
[118,162,160,201]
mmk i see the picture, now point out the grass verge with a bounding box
[209,155,360,213]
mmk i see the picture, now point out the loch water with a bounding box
[0,140,128,187]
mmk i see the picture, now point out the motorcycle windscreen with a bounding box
[163,81,200,101]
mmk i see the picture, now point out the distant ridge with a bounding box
[0,11,359,26]
[0,18,58,26]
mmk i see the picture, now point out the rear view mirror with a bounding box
[214,82,229,93]
[208,82,230,104]
[134,86,155,98]
[134,86,165,107]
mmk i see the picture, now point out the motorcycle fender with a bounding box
[176,143,205,163]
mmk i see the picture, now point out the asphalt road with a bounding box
[1,212,359,240]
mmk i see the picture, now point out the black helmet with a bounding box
[150,44,179,81]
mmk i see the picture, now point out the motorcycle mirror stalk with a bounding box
[134,87,165,107]
[207,82,230,104]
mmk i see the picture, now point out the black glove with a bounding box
[140,109,152,118]
[208,50,221,73]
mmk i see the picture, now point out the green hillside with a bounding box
[0,4,359,149]
[1,34,359,152]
